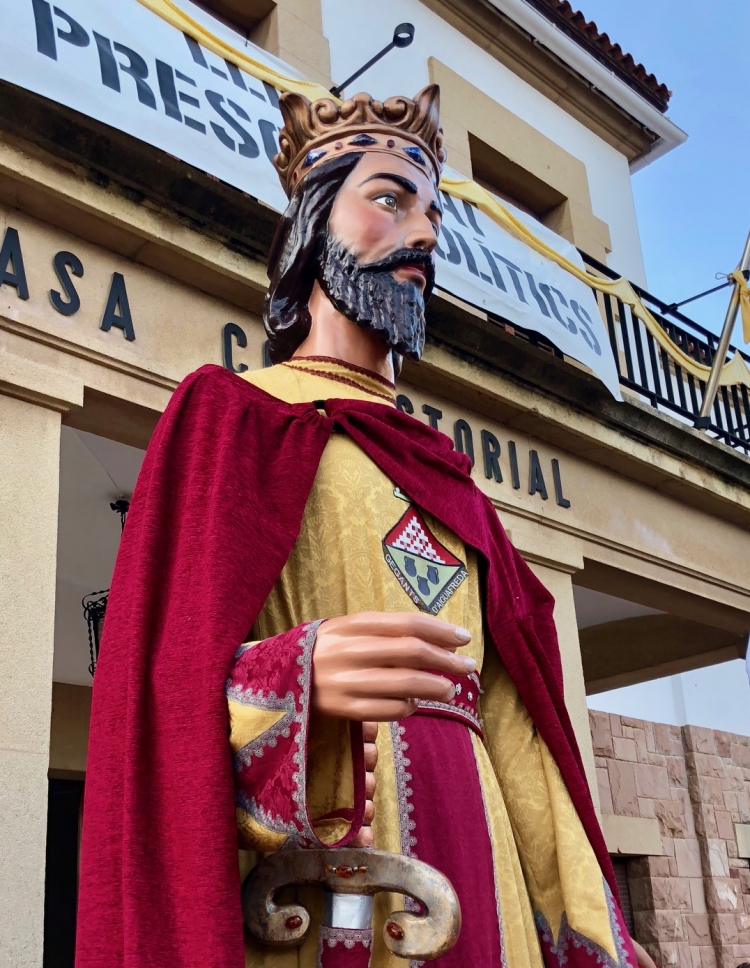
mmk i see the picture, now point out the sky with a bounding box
[578,0,750,336]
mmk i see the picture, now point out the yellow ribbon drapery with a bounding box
[134,0,334,101]
[442,176,750,390]
[136,0,750,390]
[731,269,750,345]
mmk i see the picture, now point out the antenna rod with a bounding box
[694,229,750,429]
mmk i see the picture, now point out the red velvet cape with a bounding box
[76,364,616,968]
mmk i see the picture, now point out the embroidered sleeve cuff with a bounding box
[227,620,365,851]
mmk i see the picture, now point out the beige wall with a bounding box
[251,0,332,88]
[529,561,600,810]
[429,59,612,260]
[0,191,745,759]
[398,378,750,637]
[0,203,265,391]
[418,0,656,164]
[0,199,738,609]
[0,359,82,968]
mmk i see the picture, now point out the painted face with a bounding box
[327,151,442,286]
[319,152,443,359]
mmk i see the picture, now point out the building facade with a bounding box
[0,1,749,966]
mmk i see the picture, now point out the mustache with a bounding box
[318,235,428,360]
[354,247,436,297]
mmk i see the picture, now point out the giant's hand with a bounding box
[311,611,475,722]
[632,940,658,968]
[312,612,475,849]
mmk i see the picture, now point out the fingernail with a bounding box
[454,626,471,643]
[449,684,456,700]
[462,656,477,672]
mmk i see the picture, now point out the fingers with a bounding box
[364,741,378,773]
[363,722,377,822]
[344,668,456,705]
[317,665,458,719]
[353,638,475,677]
[632,941,658,968]
[325,611,472,650]
[350,825,374,848]
[319,633,474,677]
[312,689,418,721]
[343,697,419,722]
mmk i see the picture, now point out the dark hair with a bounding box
[264,152,364,363]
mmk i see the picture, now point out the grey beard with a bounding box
[317,236,427,360]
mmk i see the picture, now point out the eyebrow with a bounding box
[359,172,443,217]
[359,172,418,193]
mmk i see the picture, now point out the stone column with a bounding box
[526,553,600,810]
[0,352,82,968]
[682,725,750,968]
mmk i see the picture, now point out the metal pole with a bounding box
[330,42,396,98]
[694,229,750,429]
[330,24,415,98]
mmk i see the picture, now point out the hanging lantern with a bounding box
[82,499,130,676]
[82,590,109,676]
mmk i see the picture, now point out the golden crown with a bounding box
[273,84,446,197]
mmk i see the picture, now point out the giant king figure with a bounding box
[76,84,654,968]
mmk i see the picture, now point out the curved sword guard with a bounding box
[241,847,461,961]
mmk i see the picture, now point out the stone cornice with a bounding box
[0,349,83,413]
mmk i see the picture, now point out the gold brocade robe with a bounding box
[229,358,627,968]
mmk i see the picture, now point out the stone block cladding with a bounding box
[590,710,750,968]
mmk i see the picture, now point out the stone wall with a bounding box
[590,710,750,968]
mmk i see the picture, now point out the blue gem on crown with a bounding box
[402,145,426,166]
[348,134,379,146]
[302,148,328,168]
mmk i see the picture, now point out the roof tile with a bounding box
[525,0,671,112]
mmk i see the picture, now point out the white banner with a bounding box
[432,184,620,397]
[0,0,621,398]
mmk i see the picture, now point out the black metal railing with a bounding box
[581,252,750,455]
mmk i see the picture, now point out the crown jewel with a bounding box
[273,84,446,196]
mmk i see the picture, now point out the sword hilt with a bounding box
[242,847,461,961]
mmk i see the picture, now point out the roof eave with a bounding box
[489,0,687,169]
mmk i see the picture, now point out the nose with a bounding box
[404,210,438,254]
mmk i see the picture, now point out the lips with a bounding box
[396,263,428,283]
[357,247,436,300]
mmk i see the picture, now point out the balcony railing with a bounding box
[440,248,750,456]
[579,253,750,455]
